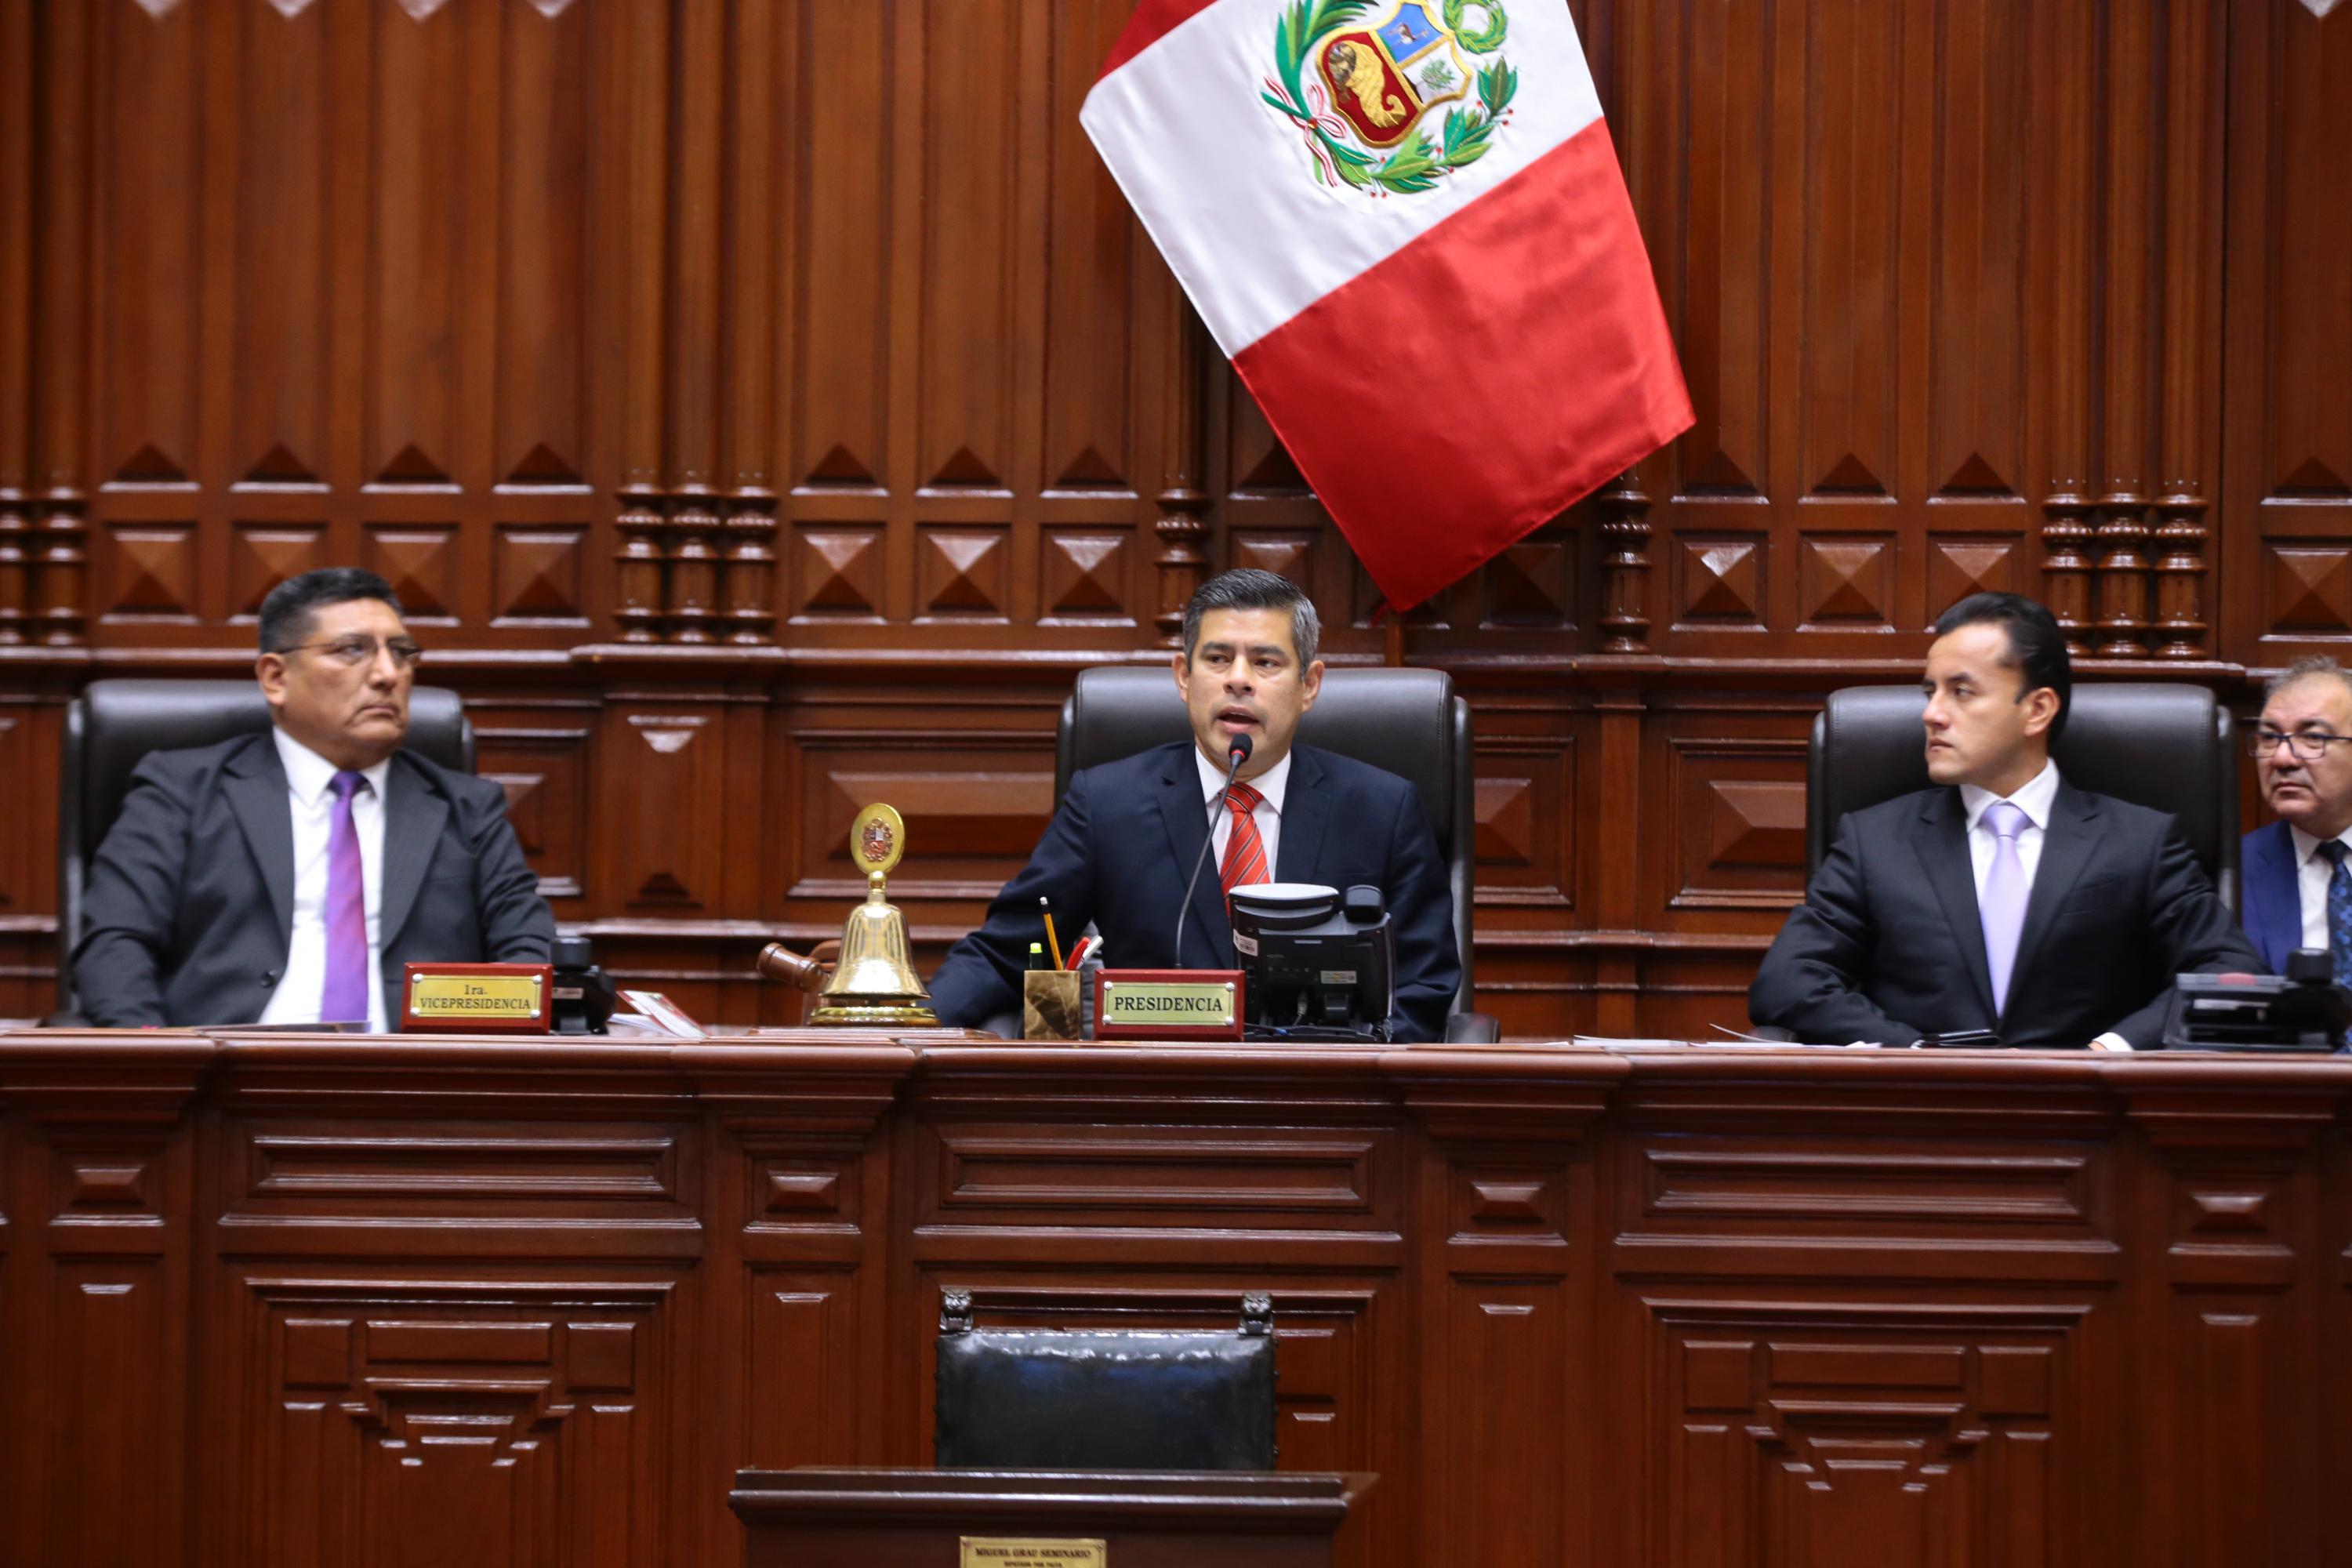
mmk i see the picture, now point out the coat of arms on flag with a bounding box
[1262,1,1517,195]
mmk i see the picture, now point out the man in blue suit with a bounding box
[928,568,1461,1040]
[2241,658,2352,975]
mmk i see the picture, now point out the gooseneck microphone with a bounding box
[1174,731,1251,968]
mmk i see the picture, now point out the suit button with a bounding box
[263,971,279,984]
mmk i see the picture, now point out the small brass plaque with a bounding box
[960,1540,1106,1568]
[1100,982,1236,1027]
[408,971,543,1021]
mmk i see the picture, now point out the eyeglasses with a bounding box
[273,635,424,670]
[2250,728,2352,760]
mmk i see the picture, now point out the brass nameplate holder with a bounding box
[1092,968,1244,1040]
[811,803,939,1027]
[401,963,553,1033]
[960,1539,1106,1568]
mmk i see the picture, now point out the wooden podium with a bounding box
[730,1468,1375,1567]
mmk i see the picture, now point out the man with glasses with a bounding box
[1751,592,2256,1050]
[2241,659,2352,975]
[71,568,554,1028]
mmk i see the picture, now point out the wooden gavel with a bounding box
[756,939,840,992]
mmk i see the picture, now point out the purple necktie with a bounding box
[320,770,370,1024]
[1980,800,2030,1014]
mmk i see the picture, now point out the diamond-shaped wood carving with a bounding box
[1679,539,1762,622]
[244,443,318,485]
[793,527,882,618]
[1798,537,1889,625]
[1232,532,1314,587]
[230,524,325,615]
[1927,535,2020,622]
[918,528,1007,618]
[105,525,195,618]
[115,443,187,482]
[1707,779,1806,869]
[365,526,456,619]
[1474,776,1535,866]
[492,527,586,622]
[1041,531,1127,619]
[1482,536,1572,626]
[2268,544,2352,633]
[1940,452,2014,497]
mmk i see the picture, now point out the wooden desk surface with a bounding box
[4,1030,2347,1567]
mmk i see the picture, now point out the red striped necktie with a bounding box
[1218,780,1269,896]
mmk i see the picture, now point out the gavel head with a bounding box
[757,941,839,993]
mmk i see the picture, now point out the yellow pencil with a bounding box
[1039,895,1065,970]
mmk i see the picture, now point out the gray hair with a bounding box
[1181,568,1320,669]
[2265,656,2352,705]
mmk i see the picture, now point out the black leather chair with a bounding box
[1806,682,2241,908]
[56,678,474,1013]
[933,1289,1277,1470]
[1054,664,1496,1043]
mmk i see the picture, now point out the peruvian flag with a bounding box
[1083,0,1693,612]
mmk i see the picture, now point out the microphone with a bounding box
[1174,732,1252,968]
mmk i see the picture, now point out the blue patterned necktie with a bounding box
[2319,839,2352,989]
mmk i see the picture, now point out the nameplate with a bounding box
[401,963,553,1033]
[1092,968,1243,1040]
[960,1539,1105,1568]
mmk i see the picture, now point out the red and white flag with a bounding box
[1083,0,1692,612]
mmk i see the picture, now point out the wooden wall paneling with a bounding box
[2114,1080,2336,1566]
[1604,1059,2128,1568]
[897,1052,1416,1568]
[717,0,779,647]
[0,1042,205,1568]
[2096,1,2158,658]
[608,0,670,644]
[665,0,724,646]
[0,0,31,645]
[2220,0,2352,668]
[34,0,93,645]
[695,1050,910,1565]
[2027,0,2103,646]
[1396,1055,1616,1568]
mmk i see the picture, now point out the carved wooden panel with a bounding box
[1642,1299,2085,1568]
[236,1278,673,1568]
[471,720,594,906]
[2221,0,2352,661]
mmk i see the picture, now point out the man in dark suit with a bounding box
[1750,592,2256,1050]
[929,568,1460,1040]
[2241,658,2352,975]
[71,568,554,1028]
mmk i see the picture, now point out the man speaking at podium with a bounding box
[71,568,554,1029]
[929,569,1460,1040]
[1748,592,2256,1050]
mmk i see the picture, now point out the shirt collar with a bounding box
[272,726,392,804]
[1195,744,1292,816]
[1959,757,2060,833]
[2288,824,2352,866]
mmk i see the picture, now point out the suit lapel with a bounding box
[1911,789,1995,1018]
[378,754,450,949]
[2245,821,2301,971]
[223,735,296,942]
[2005,780,2103,1004]
[1153,748,1232,967]
[1274,746,1329,884]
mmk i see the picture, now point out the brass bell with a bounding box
[809,804,938,1027]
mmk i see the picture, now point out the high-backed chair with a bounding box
[1056,664,1494,1041]
[1806,683,2240,908]
[56,678,475,1012]
[933,1289,1277,1470]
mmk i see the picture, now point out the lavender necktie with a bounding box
[320,770,370,1024]
[1979,800,2030,1014]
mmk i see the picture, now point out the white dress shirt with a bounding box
[256,728,391,1032]
[1958,758,2061,898]
[1194,745,1292,884]
[2287,825,2352,952]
